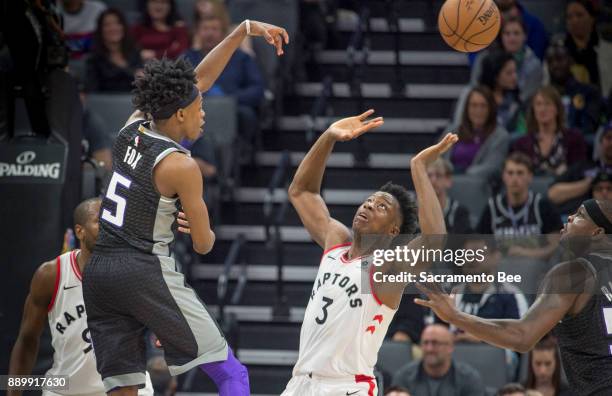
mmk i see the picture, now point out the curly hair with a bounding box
[132,57,197,118]
[379,182,418,234]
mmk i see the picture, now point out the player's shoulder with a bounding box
[31,258,59,298]
[157,150,198,173]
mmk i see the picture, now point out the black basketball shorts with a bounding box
[82,248,227,392]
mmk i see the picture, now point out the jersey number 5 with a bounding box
[315,297,333,325]
[101,172,132,227]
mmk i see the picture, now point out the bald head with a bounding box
[422,324,454,345]
[74,197,101,228]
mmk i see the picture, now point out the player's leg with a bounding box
[133,255,249,395]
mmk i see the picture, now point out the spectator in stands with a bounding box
[131,0,189,60]
[546,42,603,137]
[564,0,603,90]
[191,0,231,50]
[80,93,113,171]
[426,158,473,233]
[471,16,543,103]
[591,170,612,201]
[147,356,177,396]
[493,0,549,60]
[60,0,107,59]
[85,9,144,92]
[548,122,612,214]
[524,336,575,396]
[384,386,412,396]
[498,383,527,396]
[391,324,486,396]
[183,12,265,154]
[448,86,510,180]
[512,86,587,176]
[442,237,529,343]
[454,51,523,134]
[477,153,562,259]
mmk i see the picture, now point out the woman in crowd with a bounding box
[131,0,189,60]
[447,85,510,179]
[453,50,523,133]
[471,15,543,102]
[512,86,586,175]
[524,336,575,396]
[86,8,143,92]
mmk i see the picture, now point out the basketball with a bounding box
[438,0,501,53]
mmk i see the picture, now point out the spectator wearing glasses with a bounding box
[391,324,486,396]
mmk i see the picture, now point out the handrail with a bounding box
[386,0,405,96]
[305,75,333,147]
[217,233,247,326]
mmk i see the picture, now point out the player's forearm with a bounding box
[451,311,531,352]
[288,132,336,196]
[410,159,446,235]
[8,338,39,395]
[194,21,247,92]
[547,179,591,204]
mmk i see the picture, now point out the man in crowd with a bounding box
[60,0,107,59]
[477,152,562,259]
[548,122,612,214]
[546,42,602,136]
[391,324,486,396]
[493,0,549,60]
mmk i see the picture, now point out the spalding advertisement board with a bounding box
[0,141,67,184]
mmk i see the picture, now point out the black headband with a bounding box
[583,199,612,233]
[151,85,199,119]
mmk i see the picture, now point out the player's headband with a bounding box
[583,199,612,234]
[151,85,200,119]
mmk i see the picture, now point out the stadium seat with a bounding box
[376,340,413,380]
[202,96,239,197]
[86,93,135,141]
[453,342,509,393]
[448,174,492,227]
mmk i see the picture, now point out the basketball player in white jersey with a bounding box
[8,198,156,396]
[283,110,458,396]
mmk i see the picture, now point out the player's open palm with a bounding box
[413,282,459,324]
[411,133,458,167]
[327,109,384,142]
[248,20,290,56]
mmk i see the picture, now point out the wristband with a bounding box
[246,19,251,35]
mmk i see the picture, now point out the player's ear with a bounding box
[176,108,185,121]
[74,224,84,241]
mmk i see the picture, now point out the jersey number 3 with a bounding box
[315,297,333,325]
[101,172,132,227]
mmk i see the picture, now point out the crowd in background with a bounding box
[5,0,612,395]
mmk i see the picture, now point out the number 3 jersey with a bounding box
[46,250,102,395]
[292,243,397,378]
[96,120,189,255]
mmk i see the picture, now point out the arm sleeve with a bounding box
[235,54,265,107]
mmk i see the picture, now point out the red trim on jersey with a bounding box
[70,250,82,282]
[322,242,352,256]
[368,265,383,306]
[340,250,366,264]
[355,374,376,396]
[47,256,61,312]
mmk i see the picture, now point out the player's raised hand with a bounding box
[411,133,458,167]
[246,20,289,56]
[326,109,384,142]
[413,282,459,324]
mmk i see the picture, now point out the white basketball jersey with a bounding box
[46,250,104,395]
[292,243,397,378]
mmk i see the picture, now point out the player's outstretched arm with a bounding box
[410,133,457,235]
[288,110,383,249]
[194,20,289,93]
[155,153,215,254]
[8,261,56,396]
[414,260,590,352]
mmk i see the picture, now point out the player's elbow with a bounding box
[193,231,215,255]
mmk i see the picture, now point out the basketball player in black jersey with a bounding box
[416,199,612,395]
[82,20,289,396]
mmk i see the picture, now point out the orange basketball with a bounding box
[438,0,501,53]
